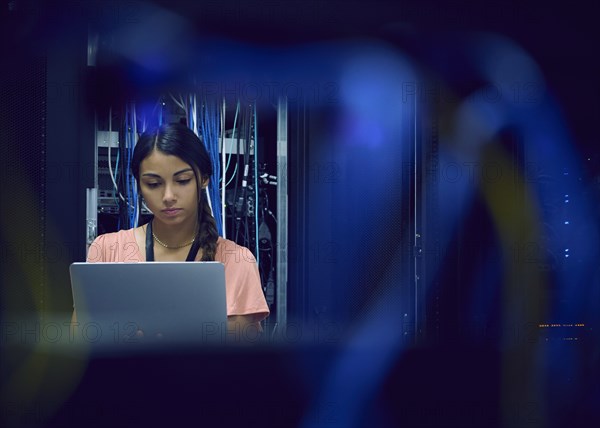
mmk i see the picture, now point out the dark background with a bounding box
[1,1,599,427]
[2,0,599,327]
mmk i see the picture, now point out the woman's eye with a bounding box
[177,179,191,185]
[146,182,160,189]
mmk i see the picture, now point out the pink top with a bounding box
[86,229,270,321]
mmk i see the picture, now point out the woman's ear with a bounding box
[201,176,210,189]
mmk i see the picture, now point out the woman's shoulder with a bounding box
[87,228,141,262]
[215,237,257,265]
[91,228,137,246]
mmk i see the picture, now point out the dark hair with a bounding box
[132,122,219,261]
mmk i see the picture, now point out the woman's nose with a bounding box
[162,184,176,203]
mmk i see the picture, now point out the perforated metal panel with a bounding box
[0,57,47,314]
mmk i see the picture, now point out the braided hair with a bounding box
[132,123,219,261]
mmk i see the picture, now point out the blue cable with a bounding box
[132,107,138,227]
[214,106,222,236]
[125,106,130,227]
[132,124,138,225]
[125,104,136,228]
[212,103,223,236]
[113,150,120,206]
[199,99,223,237]
[124,105,130,228]
[254,104,259,265]
[224,163,238,188]
[188,94,193,133]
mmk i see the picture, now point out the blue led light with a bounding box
[565,249,569,252]
[564,221,570,225]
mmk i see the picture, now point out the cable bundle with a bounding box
[124,103,140,228]
[198,96,224,236]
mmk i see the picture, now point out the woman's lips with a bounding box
[162,208,182,217]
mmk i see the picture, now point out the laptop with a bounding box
[69,262,227,351]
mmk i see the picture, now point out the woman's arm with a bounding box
[227,314,263,344]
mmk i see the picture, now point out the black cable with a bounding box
[118,108,129,230]
[231,109,242,241]
[244,105,250,169]
[236,104,252,247]
[243,105,252,249]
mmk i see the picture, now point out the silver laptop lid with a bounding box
[70,262,227,351]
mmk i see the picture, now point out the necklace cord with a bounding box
[145,219,201,261]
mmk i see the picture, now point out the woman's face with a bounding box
[139,149,206,227]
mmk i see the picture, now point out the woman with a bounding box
[84,122,269,341]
